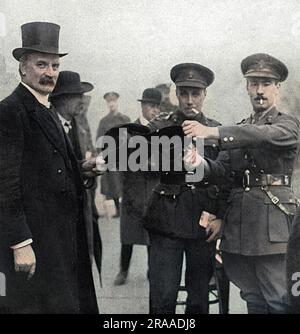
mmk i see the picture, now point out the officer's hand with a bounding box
[182,120,220,139]
[13,244,36,280]
[206,219,223,243]
[183,146,204,171]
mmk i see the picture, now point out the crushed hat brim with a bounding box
[12,47,68,61]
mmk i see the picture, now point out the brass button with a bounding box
[57,169,62,174]
[229,137,234,142]
[223,137,228,142]
[160,191,165,195]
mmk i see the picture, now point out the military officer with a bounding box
[183,53,300,313]
[96,92,130,217]
[144,63,224,314]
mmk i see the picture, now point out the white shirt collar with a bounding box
[21,82,51,108]
[139,115,149,126]
[57,113,72,133]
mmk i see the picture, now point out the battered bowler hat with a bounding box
[13,22,67,61]
[241,53,288,82]
[103,92,120,100]
[50,71,94,98]
[170,63,214,88]
[137,88,162,105]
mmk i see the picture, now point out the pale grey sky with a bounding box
[1,0,300,135]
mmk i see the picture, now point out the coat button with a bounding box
[53,149,58,154]
[57,169,63,174]
[223,137,228,142]
[229,137,234,142]
[160,191,165,195]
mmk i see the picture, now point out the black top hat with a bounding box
[170,63,214,88]
[138,88,162,104]
[103,92,120,100]
[13,21,68,61]
[241,53,288,82]
[50,71,94,98]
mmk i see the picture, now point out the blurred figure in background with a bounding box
[96,92,130,217]
[155,83,177,114]
[0,53,18,100]
[75,94,95,159]
[114,88,162,285]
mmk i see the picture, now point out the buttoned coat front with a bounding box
[207,107,299,255]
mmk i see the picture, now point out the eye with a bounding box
[36,62,47,69]
[52,63,60,71]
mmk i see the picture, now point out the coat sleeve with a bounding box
[0,104,32,247]
[218,114,299,151]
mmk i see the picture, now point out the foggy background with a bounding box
[1,0,300,137]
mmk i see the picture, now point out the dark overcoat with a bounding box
[96,111,130,199]
[120,119,160,245]
[0,84,98,314]
[207,107,299,255]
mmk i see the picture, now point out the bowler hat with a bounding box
[103,92,120,100]
[50,71,94,98]
[171,63,214,88]
[13,21,67,61]
[138,88,162,104]
[241,53,288,82]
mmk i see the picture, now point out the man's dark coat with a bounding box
[0,84,98,314]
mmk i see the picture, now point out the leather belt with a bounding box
[234,170,291,191]
[160,172,209,187]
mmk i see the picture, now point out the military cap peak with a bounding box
[170,63,215,88]
[241,53,288,82]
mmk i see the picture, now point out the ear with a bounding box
[246,80,250,96]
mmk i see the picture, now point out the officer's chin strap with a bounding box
[261,186,295,217]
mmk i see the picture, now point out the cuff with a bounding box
[11,238,33,250]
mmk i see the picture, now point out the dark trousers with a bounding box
[120,244,150,272]
[149,233,214,314]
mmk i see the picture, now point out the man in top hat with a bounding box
[114,88,161,286]
[96,91,130,217]
[50,71,102,282]
[183,53,300,313]
[155,83,177,114]
[143,63,224,314]
[0,22,99,313]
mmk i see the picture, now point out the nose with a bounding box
[256,83,264,95]
[45,65,56,77]
[187,93,193,105]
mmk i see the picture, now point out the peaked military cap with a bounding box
[13,21,67,61]
[241,53,288,82]
[103,92,120,101]
[170,63,214,88]
[138,88,162,104]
